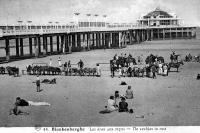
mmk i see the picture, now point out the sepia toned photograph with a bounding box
[0,0,200,130]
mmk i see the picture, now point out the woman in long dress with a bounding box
[158,61,163,75]
[163,63,168,76]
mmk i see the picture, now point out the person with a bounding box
[10,97,50,115]
[110,60,115,77]
[68,60,71,68]
[118,97,128,112]
[124,54,127,59]
[58,57,62,67]
[151,64,157,79]
[96,64,101,77]
[138,55,141,64]
[118,66,122,78]
[140,54,143,64]
[106,96,118,112]
[49,58,52,66]
[158,61,163,75]
[115,91,120,99]
[125,86,133,99]
[78,59,84,69]
[163,63,168,76]
[36,75,41,92]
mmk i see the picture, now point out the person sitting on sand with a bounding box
[10,97,50,115]
[9,106,29,115]
[106,96,118,112]
[41,78,56,84]
[118,97,129,112]
[125,86,133,99]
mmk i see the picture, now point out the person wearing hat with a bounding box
[125,86,133,99]
[118,97,129,112]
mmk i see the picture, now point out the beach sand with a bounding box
[0,39,200,126]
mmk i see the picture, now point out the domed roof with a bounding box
[144,7,172,18]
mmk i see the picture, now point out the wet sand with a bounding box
[0,39,200,126]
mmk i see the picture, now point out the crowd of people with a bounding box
[100,85,134,114]
[110,53,169,78]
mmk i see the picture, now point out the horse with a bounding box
[170,54,180,63]
[0,67,6,74]
[145,54,156,65]
[6,66,19,77]
[126,56,137,66]
[168,60,184,72]
[157,56,165,63]
[132,67,145,77]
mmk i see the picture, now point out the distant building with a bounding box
[137,7,180,27]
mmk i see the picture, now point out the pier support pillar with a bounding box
[16,38,19,56]
[96,33,99,48]
[100,33,102,47]
[72,34,76,51]
[20,38,24,56]
[34,37,38,57]
[187,28,189,38]
[29,38,33,56]
[119,32,122,48]
[176,28,178,38]
[163,29,165,40]
[60,36,64,53]
[43,36,47,55]
[151,29,153,40]
[87,33,90,50]
[56,36,60,53]
[70,35,73,52]
[92,33,95,48]
[77,34,81,48]
[110,33,112,47]
[146,30,148,41]
[5,39,10,61]
[136,31,140,43]
[170,28,172,39]
[50,36,53,53]
[38,36,41,55]
[102,33,105,48]
[64,34,67,53]
[181,28,184,38]
[75,34,78,48]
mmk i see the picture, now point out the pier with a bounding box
[0,8,197,62]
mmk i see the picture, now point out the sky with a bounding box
[0,0,200,26]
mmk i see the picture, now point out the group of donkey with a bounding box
[0,66,19,76]
[64,67,98,76]
[26,65,62,75]
[26,65,98,76]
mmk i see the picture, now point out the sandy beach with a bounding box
[0,39,200,127]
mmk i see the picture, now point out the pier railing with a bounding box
[0,25,195,37]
